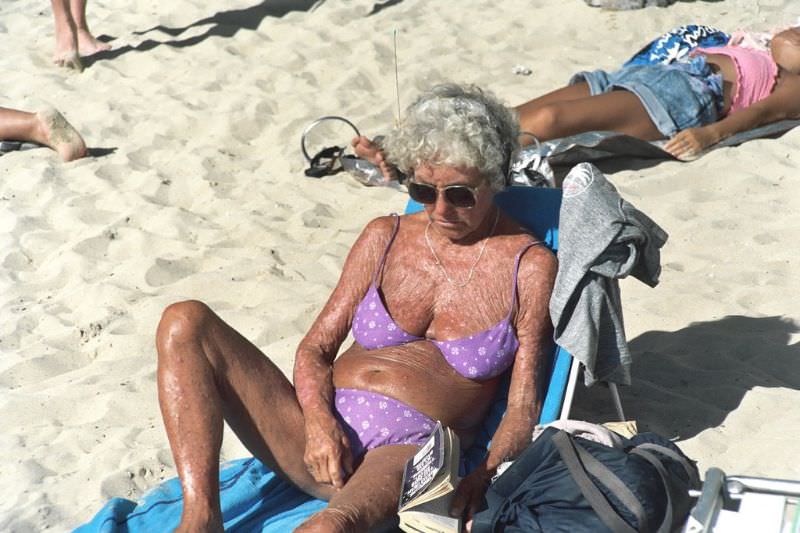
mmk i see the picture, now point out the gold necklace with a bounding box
[424,210,500,288]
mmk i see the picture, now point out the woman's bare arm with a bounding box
[292,216,396,487]
[665,73,800,158]
[450,244,557,519]
[485,245,557,469]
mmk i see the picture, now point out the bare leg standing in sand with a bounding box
[0,107,87,161]
[51,0,110,71]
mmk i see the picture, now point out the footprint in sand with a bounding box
[301,204,334,229]
[753,232,780,245]
[3,250,34,271]
[73,234,115,260]
[126,146,155,171]
[144,257,197,287]
[0,350,90,389]
[662,262,685,272]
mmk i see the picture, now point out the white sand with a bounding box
[1,0,799,529]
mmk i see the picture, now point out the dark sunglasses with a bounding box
[407,180,482,209]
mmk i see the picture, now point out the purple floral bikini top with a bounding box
[351,215,541,381]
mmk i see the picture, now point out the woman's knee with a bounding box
[520,104,561,140]
[156,300,213,353]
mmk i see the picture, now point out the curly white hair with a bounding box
[383,83,519,191]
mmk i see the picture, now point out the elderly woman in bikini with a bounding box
[156,83,557,532]
[354,28,800,171]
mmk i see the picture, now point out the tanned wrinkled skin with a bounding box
[156,164,557,532]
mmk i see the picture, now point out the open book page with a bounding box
[398,497,460,532]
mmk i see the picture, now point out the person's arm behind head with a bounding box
[771,27,800,74]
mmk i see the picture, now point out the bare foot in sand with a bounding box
[36,108,88,161]
[53,26,84,71]
[351,136,401,181]
[76,28,111,57]
[53,50,84,71]
[52,30,110,70]
[51,0,110,70]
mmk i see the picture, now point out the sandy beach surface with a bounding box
[1,0,799,530]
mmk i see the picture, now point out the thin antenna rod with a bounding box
[393,29,401,127]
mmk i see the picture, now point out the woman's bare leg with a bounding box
[69,0,111,56]
[516,86,663,142]
[516,82,592,118]
[296,445,418,533]
[515,82,592,145]
[156,300,334,532]
[0,107,87,161]
[50,0,82,70]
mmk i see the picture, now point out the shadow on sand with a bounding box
[87,146,118,158]
[571,315,800,440]
[82,0,325,67]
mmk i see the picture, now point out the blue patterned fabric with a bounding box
[624,24,730,67]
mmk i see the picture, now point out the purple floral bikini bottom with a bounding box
[333,388,435,459]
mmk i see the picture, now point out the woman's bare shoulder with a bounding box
[516,237,558,284]
[363,211,427,232]
[356,214,401,242]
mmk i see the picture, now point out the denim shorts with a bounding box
[570,56,724,137]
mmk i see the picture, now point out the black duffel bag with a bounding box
[472,427,700,533]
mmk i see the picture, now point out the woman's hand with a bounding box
[351,136,401,181]
[664,126,719,160]
[303,415,354,489]
[449,464,494,531]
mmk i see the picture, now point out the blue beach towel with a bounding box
[75,458,326,532]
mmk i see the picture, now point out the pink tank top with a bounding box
[695,45,778,114]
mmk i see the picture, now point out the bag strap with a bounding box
[572,440,650,532]
[629,447,675,533]
[552,431,638,533]
[634,443,700,486]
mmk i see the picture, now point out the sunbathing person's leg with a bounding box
[517,87,663,143]
[296,444,418,532]
[156,300,335,532]
[515,81,592,121]
[0,106,87,161]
